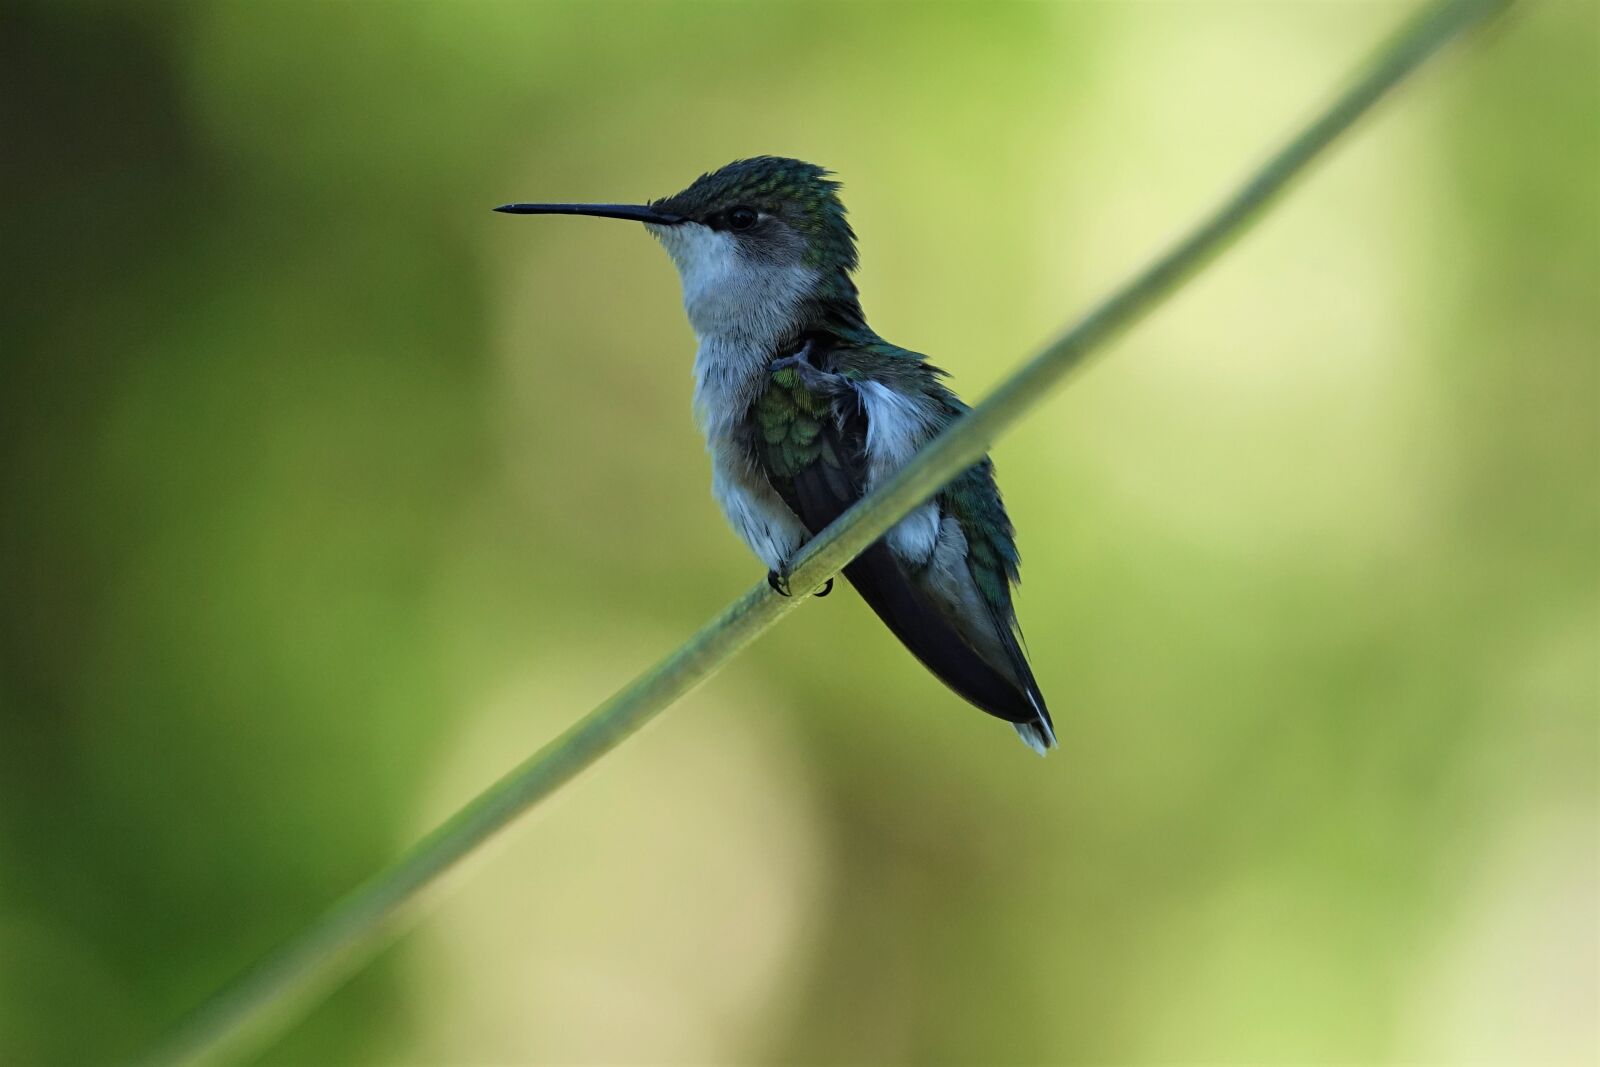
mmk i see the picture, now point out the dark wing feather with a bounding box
[784,398,1040,726]
[943,461,1055,737]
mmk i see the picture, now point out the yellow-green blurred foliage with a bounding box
[2,2,1595,1064]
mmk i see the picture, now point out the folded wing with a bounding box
[756,357,1044,728]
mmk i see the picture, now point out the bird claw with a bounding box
[767,569,834,599]
[770,339,844,396]
[768,338,817,373]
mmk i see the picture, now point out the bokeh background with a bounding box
[3,1,1595,1064]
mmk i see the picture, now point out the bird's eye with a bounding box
[727,206,759,231]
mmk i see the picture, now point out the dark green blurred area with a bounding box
[2,2,1595,1064]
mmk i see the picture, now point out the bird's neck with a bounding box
[653,225,866,438]
[690,286,868,421]
[683,285,865,444]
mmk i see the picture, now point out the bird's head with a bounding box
[497,157,862,342]
[644,156,857,275]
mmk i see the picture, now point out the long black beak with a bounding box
[492,202,686,225]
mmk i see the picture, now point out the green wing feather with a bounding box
[758,336,1025,619]
[748,336,1050,744]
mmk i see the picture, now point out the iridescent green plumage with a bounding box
[744,325,1048,751]
[654,157,858,271]
[755,336,1023,620]
[756,363,831,479]
[654,157,867,328]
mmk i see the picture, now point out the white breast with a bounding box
[647,222,817,442]
[646,221,818,570]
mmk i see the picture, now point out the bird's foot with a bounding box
[770,339,845,396]
[766,567,833,599]
[769,337,817,372]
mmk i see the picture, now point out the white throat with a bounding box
[649,222,818,440]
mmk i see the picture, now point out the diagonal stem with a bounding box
[143,0,1510,1061]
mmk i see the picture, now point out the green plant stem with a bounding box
[144,0,1508,1061]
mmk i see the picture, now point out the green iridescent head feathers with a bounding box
[653,156,859,274]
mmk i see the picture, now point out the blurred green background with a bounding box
[2,1,1595,1063]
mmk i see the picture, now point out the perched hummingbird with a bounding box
[497,157,1055,754]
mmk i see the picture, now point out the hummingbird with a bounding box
[497,157,1055,754]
